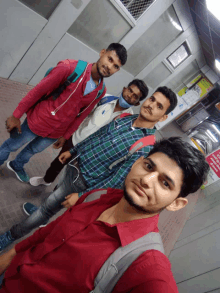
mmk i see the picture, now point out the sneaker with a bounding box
[0,231,15,252]
[23,202,48,228]
[7,161,29,183]
[29,176,51,187]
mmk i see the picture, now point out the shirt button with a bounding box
[63,239,65,242]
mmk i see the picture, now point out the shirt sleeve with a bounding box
[113,251,178,293]
[13,62,71,119]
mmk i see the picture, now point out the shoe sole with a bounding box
[23,203,47,228]
[7,161,29,183]
[29,177,51,187]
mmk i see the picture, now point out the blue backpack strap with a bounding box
[90,232,164,293]
[44,67,54,77]
[96,82,106,100]
[98,95,118,106]
[67,60,88,83]
[50,60,88,101]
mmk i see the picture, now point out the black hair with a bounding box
[106,43,127,66]
[155,86,178,115]
[128,79,149,101]
[147,137,210,198]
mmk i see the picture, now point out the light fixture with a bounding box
[206,0,220,21]
[215,59,220,71]
[167,42,190,68]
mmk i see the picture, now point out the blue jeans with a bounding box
[0,273,4,287]
[10,163,87,239]
[0,119,56,171]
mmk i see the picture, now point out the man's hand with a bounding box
[59,151,72,164]
[0,247,16,275]
[5,116,21,133]
[53,137,66,149]
[61,193,79,209]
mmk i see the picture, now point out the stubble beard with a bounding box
[123,185,166,214]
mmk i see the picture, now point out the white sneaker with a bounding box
[29,177,51,186]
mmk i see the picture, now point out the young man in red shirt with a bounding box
[0,43,127,182]
[0,137,209,293]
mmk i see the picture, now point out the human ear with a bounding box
[159,114,168,122]
[166,197,188,212]
[99,49,106,58]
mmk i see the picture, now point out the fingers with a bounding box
[17,124,22,134]
[65,194,72,199]
[59,156,65,164]
[53,143,59,149]
[61,200,70,209]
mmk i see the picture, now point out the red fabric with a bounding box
[2,189,178,293]
[13,59,106,140]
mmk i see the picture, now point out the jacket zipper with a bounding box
[51,64,89,116]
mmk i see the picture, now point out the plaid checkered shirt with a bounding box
[72,115,156,196]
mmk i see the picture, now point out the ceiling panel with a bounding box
[143,62,172,89]
[67,0,131,53]
[187,0,220,77]
[123,5,183,76]
[166,60,200,91]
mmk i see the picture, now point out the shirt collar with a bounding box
[94,188,160,247]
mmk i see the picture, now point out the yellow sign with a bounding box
[178,86,188,97]
[196,77,213,98]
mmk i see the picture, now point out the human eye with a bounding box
[114,64,119,69]
[145,162,153,170]
[162,179,170,189]
[158,104,163,109]
[108,57,113,62]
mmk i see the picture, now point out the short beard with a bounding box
[96,60,104,78]
[123,185,166,214]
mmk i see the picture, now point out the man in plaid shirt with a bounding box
[0,86,178,251]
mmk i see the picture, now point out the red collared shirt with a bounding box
[2,189,178,293]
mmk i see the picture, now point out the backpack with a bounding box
[109,113,156,170]
[32,60,105,108]
[82,190,164,293]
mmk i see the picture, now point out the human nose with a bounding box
[141,171,158,188]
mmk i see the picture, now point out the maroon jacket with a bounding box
[13,59,106,140]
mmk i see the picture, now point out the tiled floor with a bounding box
[0,77,63,250]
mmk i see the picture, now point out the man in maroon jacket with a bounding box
[0,43,127,182]
[0,137,209,292]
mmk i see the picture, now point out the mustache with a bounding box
[144,106,152,114]
[103,66,110,75]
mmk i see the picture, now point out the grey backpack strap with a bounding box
[109,142,143,170]
[90,232,164,293]
[83,189,108,203]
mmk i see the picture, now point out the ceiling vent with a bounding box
[110,0,157,25]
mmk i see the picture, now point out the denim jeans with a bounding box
[0,273,4,287]
[10,163,87,239]
[0,119,56,171]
